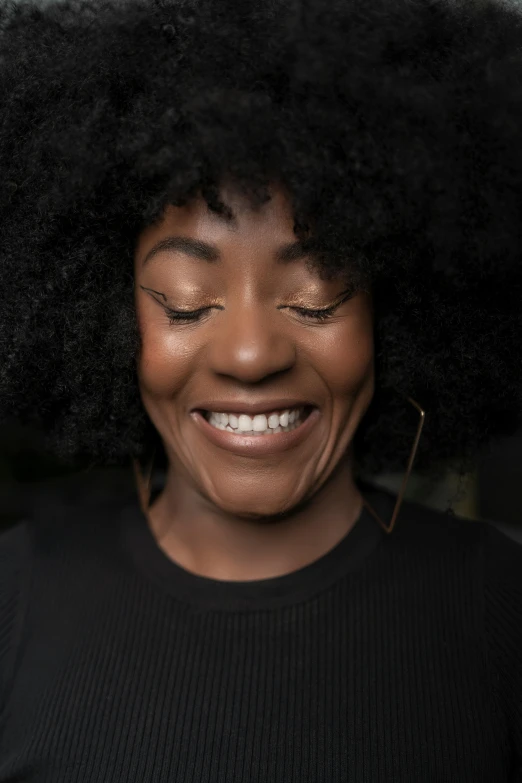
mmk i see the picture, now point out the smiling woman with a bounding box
[0,0,522,780]
[133,185,374,538]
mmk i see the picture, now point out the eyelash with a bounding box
[165,302,344,325]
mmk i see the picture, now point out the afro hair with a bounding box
[0,0,521,480]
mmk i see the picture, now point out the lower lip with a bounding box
[190,407,321,456]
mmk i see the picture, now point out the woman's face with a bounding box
[134,184,375,519]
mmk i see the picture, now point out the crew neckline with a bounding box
[120,484,388,611]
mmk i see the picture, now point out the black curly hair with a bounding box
[1,0,521,481]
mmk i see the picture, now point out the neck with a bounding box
[145,454,364,582]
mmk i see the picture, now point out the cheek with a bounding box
[137,315,194,399]
[312,316,374,400]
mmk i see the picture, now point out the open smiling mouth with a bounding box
[190,405,320,456]
[201,405,313,434]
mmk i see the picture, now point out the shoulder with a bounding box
[365,482,522,575]
[370,484,522,652]
[366,482,492,555]
[0,518,32,624]
[0,516,32,622]
[481,520,522,589]
[480,519,522,647]
[0,466,136,589]
[0,467,136,703]
[387,486,522,637]
[0,517,32,727]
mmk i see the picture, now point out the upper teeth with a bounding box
[206,407,304,432]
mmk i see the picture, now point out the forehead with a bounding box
[136,183,299,259]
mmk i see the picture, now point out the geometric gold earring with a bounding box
[133,446,157,516]
[361,395,426,534]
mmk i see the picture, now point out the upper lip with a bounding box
[192,399,315,416]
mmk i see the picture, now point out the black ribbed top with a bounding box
[0,475,521,782]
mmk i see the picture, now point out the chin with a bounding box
[208,490,301,522]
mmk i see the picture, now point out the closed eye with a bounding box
[145,288,355,325]
[165,307,213,324]
[291,304,340,322]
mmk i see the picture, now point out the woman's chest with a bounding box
[0,592,512,782]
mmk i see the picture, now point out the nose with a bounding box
[206,302,297,383]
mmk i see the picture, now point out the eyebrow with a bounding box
[141,236,313,267]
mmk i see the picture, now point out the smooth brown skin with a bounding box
[133,183,375,581]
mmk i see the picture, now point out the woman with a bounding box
[1,0,521,779]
